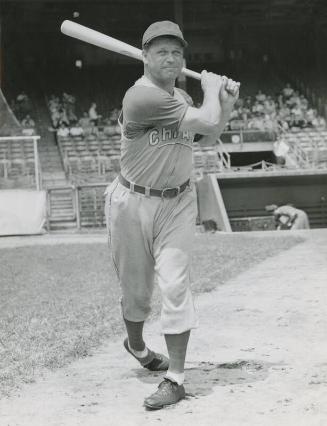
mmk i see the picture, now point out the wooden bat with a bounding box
[60,20,201,80]
[60,20,240,93]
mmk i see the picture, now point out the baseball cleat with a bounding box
[123,338,169,371]
[144,378,186,410]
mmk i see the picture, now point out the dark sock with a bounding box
[124,318,146,351]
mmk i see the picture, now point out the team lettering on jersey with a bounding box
[149,127,193,148]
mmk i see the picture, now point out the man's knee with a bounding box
[121,293,152,321]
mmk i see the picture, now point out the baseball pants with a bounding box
[104,177,198,334]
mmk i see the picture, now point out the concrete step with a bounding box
[49,221,77,230]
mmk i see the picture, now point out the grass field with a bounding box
[0,232,304,398]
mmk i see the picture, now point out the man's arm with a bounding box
[180,71,240,137]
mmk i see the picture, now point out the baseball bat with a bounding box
[60,20,201,81]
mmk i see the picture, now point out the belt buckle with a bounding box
[161,186,180,199]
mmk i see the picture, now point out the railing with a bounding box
[216,138,231,169]
[0,135,42,190]
[46,182,109,230]
[287,141,311,168]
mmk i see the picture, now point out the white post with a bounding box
[33,136,40,190]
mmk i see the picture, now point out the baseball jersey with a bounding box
[119,76,194,189]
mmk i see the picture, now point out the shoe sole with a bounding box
[144,399,184,410]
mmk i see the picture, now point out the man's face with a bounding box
[143,36,184,83]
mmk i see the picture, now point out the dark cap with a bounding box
[142,21,187,48]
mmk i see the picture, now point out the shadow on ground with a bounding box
[123,360,272,399]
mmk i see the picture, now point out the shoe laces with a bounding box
[157,379,177,395]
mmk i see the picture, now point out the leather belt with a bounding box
[118,174,190,199]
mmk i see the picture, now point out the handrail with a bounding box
[0,135,41,141]
[216,138,231,169]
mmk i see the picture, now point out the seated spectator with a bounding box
[79,112,91,128]
[16,91,31,118]
[273,138,289,165]
[84,120,99,137]
[282,83,294,99]
[58,108,69,127]
[255,90,266,102]
[311,112,326,130]
[89,102,101,126]
[248,113,265,131]
[21,114,36,135]
[305,107,315,124]
[263,96,276,115]
[57,123,70,138]
[287,91,301,108]
[63,92,77,123]
[300,95,309,109]
[252,101,264,114]
[291,106,307,128]
[21,114,35,129]
[69,120,84,137]
[263,115,277,132]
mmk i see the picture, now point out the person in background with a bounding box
[265,204,310,230]
[88,102,102,126]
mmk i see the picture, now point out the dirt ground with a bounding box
[1,229,327,426]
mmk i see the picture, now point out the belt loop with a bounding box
[144,186,151,198]
[130,181,135,193]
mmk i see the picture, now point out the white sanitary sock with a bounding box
[165,371,185,386]
[128,341,148,358]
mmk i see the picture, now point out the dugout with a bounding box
[217,171,327,230]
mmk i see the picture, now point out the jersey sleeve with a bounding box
[123,86,189,138]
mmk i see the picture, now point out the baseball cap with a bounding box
[142,21,188,48]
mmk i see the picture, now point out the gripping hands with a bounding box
[201,70,240,111]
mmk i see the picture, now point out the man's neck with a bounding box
[144,70,175,95]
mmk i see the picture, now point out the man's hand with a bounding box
[201,70,224,96]
[219,77,240,111]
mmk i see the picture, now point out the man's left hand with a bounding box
[219,77,240,111]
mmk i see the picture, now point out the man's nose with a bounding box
[166,53,175,62]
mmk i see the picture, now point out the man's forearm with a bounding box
[211,106,234,139]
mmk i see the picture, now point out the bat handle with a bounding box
[182,67,201,80]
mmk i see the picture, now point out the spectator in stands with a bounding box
[273,138,289,166]
[21,113,36,136]
[79,112,91,128]
[265,204,310,230]
[252,101,264,114]
[263,96,276,115]
[291,105,307,128]
[84,120,99,137]
[282,83,294,99]
[300,95,309,110]
[16,91,31,118]
[287,91,301,108]
[57,122,70,138]
[21,114,35,129]
[58,108,69,127]
[255,90,266,102]
[311,110,326,130]
[63,92,77,123]
[69,120,84,137]
[248,113,265,131]
[88,102,101,126]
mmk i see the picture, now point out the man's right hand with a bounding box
[201,70,223,95]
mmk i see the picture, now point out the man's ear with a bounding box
[142,49,148,65]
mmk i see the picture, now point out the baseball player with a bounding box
[265,204,310,230]
[104,20,239,409]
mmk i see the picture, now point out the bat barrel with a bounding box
[60,20,142,61]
